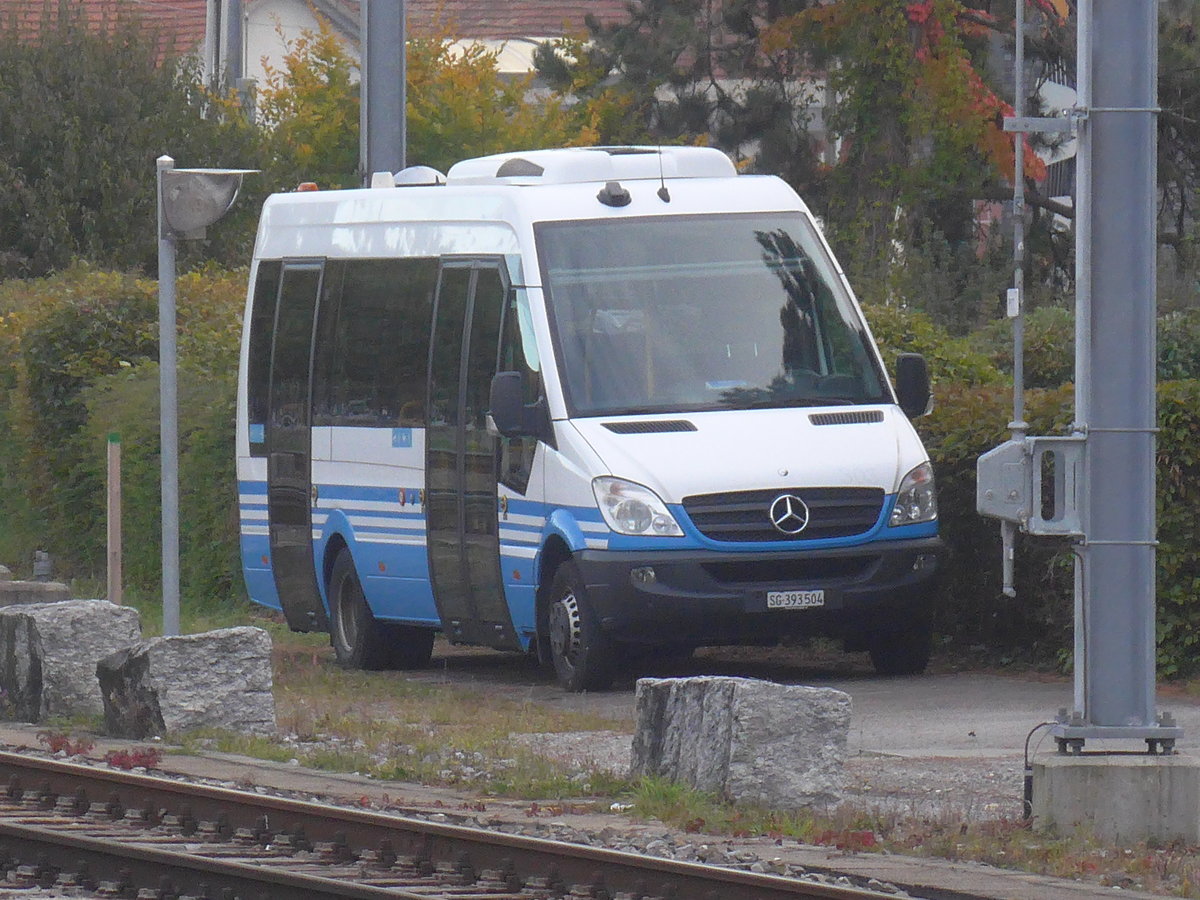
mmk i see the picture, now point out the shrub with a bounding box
[1155,380,1200,676]
[917,383,1076,659]
[1158,309,1200,381]
[862,302,1003,386]
[971,306,1200,388]
[918,378,1200,676]
[0,265,245,602]
[969,305,1076,389]
[78,363,240,609]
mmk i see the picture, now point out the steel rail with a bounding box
[0,749,894,899]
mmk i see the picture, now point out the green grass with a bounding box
[164,626,636,800]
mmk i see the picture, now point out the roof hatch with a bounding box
[445,146,737,186]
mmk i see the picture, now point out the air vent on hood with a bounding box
[809,410,884,426]
[603,420,697,434]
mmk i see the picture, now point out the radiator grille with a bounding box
[682,487,885,542]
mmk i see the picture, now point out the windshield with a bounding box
[537,213,890,417]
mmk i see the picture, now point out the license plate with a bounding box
[766,589,825,609]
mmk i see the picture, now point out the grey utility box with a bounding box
[977,436,1085,536]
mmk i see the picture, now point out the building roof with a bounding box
[2,0,208,60]
[316,0,629,40]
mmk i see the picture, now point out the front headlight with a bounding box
[890,461,937,526]
[592,477,684,537]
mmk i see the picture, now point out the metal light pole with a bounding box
[156,156,254,635]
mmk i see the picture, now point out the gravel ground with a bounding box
[511,729,1026,822]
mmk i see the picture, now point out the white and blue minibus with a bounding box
[235,146,940,690]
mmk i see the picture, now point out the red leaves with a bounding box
[36,731,94,757]
[104,748,162,770]
[906,1,934,24]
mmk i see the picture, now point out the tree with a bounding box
[257,14,600,190]
[535,0,1064,329]
[0,5,262,278]
[535,1,826,192]
[1158,0,1200,284]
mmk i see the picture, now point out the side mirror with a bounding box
[895,353,933,418]
[488,371,543,437]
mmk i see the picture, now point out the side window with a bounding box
[269,266,322,430]
[320,258,437,426]
[311,260,346,427]
[247,260,281,457]
[497,287,543,494]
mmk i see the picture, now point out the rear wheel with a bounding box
[866,601,934,676]
[329,549,432,671]
[547,562,615,692]
[386,624,435,670]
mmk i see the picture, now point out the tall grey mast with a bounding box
[359,0,407,183]
[979,0,1179,750]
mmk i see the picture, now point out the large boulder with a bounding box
[0,600,141,722]
[97,627,275,738]
[631,676,851,809]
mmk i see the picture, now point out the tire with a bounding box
[384,624,435,670]
[546,562,615,692]
[866,602,934,676]
[328,548,394,671]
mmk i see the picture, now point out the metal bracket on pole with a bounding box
[977,435,1086,537]
[1002,110,1084,134]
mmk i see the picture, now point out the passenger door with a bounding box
[266,261,330,632]
[425,260,519,649]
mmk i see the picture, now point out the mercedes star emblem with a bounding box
[769,493,810,535]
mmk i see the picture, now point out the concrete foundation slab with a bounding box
[1033,753,1200,844]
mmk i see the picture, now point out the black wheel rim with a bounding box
[548,593,582,668]
[334,569,360,654]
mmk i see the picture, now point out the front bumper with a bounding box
[573,537,941,646]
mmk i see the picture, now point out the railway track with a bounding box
[0,749,905,900]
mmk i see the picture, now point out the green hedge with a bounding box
[968,305,1200,388]
[0,265,245,610]
[917,383,1076,659]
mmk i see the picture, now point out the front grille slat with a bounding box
[683,486,884,542]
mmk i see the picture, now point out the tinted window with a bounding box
[269,266,322,430]
[313,258,437,427]
[497,288,542,493]
[247,260,280,456]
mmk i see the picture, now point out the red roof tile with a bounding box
[2,0,208,60]
[411,0,628,38]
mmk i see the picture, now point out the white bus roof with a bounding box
[253,147,811,265]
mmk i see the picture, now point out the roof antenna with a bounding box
[657,147,671,203]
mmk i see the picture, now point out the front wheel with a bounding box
[546,562,615,692]
[866,601,934,676]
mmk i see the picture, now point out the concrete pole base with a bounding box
[1033,753,1200,844]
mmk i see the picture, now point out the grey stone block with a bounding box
[0,581,71,606]
[632,676,851,808]
[98,627,275,738]
[0,600,141,721]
